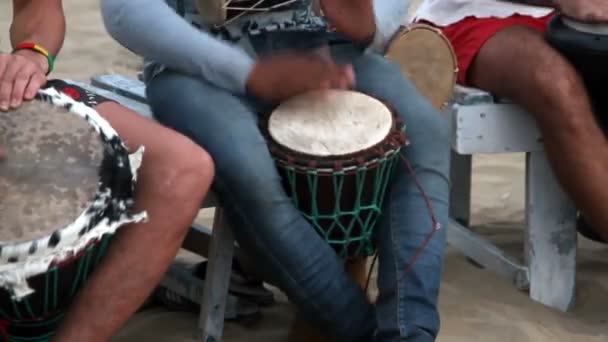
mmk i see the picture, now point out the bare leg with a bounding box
[468,26,608,238]
[51,102,214,342]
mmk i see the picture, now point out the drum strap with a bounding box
[42,79,115,108]
[366,154,442,294]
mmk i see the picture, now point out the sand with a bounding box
[1,1,608,341]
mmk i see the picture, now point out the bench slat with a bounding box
[452,103,543,154]
[91,74,147,103]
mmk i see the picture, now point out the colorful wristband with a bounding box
[13,42,55,75]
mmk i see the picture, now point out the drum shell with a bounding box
[275,153,400,259]
[546,15,608,79]
[546,15,608,128]
[0,235,112,340]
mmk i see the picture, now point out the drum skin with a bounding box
[0,101,103,244]
[385,24,458,111]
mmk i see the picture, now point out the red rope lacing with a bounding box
[364,154,442,294]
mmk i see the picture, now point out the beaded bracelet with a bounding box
[13,42,55,75]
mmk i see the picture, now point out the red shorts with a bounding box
[429,13,555,85]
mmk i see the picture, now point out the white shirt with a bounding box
[411,0,554,26]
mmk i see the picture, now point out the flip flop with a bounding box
[153,286,261,322]
[193,260,276,307]
[577,214,607,244]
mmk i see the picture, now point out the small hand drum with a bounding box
[385,24,458,111]
[546,15,608,128]
[264,90,407,259]
[0,88,146,341]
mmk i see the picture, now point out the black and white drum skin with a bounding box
[0,87,146,341]
[546,14,608,128]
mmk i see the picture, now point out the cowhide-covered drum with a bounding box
[0,87,146,341]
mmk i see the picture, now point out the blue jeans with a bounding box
[146,37,450,342]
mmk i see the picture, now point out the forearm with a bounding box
[367,0,409,53]
[101,0,255,94]
[10,0,65,55]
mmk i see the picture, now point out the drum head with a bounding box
[385,24,457,111]
[268,90,393,157]
[0,101,103,243]
[562,17,608,35]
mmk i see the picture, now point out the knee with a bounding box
[531,59,582,102]
[531,64,593,133]
[145,137,215,208]
[409,110,451,154]
[354,53,404,95]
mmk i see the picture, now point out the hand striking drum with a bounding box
[0,88,146,341]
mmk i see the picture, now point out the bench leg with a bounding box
[525,151,577,312]
[198,207,235,341]
[449,152,472,226]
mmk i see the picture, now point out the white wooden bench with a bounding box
[83,74,579,342]
[449,85,578,312]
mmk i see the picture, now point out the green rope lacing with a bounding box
[2,234,113,342]
[282,148,401,259]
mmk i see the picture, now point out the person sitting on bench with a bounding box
[413,0,608,242]
[101,0,451,340]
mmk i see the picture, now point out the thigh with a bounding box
[469,26,580,103]
[95,101,205,160]
[468,25,599,131]
[145,70,279,184]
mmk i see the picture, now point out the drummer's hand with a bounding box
[246,52,355,103]
[0,50,49,111]
[319,0,376,46]
[555,0,608,23]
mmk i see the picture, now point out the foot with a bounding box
[577,214,606,243]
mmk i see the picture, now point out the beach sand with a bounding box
[1,1,607,341]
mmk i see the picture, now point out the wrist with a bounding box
[13,43,55,75]
[12,49,49,74]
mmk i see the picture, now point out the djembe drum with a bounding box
[0,88,146,341]
[265,90,407,260]
[386,23,458,111]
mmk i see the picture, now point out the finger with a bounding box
[0,55,8,79]
[10,69,33,108]
[0,80,11,111]
[0,61,21,111]
[24,72,46,100]
[343,65,355,85]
